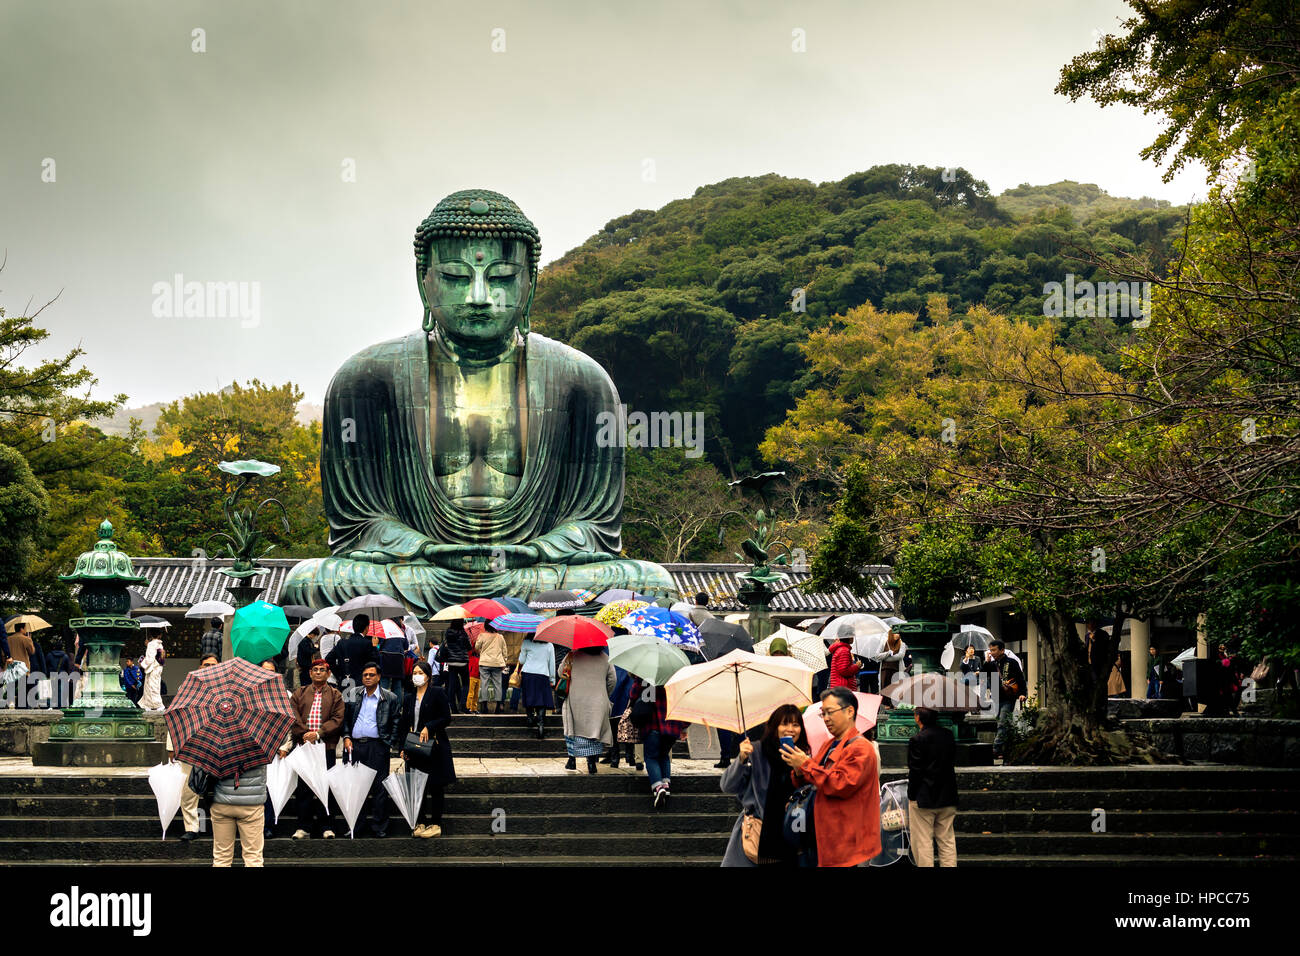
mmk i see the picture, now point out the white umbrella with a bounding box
[341,618,403,638]
[286,740,330,811]
[952,624,994,650]
[382,767,429,832]
[328,757,378,838]
[336,594,405,621]
[265,754,298,824]
[665,649,814,733]
[133,615,171,629]
[753,625,828,672]
[147,761,187,840]
[941,644,956,670]
[1170,647,1197,671]
[185,601,235,619]
[823,613,894,657]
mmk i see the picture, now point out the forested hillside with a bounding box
[531,165,1186,475]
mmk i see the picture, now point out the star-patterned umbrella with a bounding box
[164,657,295,779]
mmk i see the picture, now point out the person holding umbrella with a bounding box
[342,662,403,838]
[438,621,472,713]
[400,660,456,837]
[779,686,881,867]
[562,644,617,774]
[476,622,509,714]
[326,613,379,693]
[517,632,556,738]
[139,635,166,711]
[289,658,345,840]
[629,676,686,808]
[201,617,224,663]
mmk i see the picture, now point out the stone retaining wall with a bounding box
[1122,717,1300,767]
[0,711,168,757]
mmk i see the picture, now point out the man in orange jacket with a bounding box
[780,685,881,866]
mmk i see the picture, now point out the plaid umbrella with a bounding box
[164,656,295,779]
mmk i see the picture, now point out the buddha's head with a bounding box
[414,190,542,350]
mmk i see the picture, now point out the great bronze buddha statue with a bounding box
[282,189,677,613]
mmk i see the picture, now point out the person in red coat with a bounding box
[828,632,861,691]
[780,685,881,867]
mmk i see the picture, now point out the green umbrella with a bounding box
[608,633,691,686]
[230,600,291,665]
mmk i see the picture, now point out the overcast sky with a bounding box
[1,0,1205,409]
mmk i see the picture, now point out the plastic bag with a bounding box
[868,779,911,866]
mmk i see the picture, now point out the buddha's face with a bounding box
[422,236,531,347]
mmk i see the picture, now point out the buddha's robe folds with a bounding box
[282,331,676,613]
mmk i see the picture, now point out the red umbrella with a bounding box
[804,691,883,753]
[461,598,509,620]
[164,657,294,779]
[535,616,614,650]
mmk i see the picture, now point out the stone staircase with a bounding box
[0,733,1295,865]
[445,713,689,759]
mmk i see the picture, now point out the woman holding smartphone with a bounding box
[719,704,810,866]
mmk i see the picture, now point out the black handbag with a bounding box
[404,732,434,759]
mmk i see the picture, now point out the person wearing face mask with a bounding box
[400,660,456,837]
[720,704,811,867]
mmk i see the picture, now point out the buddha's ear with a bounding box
[519,267,536,337]
[418,262,434,332]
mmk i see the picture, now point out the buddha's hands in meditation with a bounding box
[560,551,618,566]
[421,542,541,571]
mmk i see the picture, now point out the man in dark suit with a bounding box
[342,662,402,837]
[289,658,346,839]
[983,639,1027,760]
[327,614,379,691]
[907,706,958,867]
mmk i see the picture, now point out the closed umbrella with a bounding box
[534,616,614,650]
[265,754,297,824]
[328,757,378,838]
[803,691,883,753]
[164,657,295,779]
[336,593,406,621]
[147,761,187,840]
[185,600,235,619]
[883,673,983,710]
[697,618,754,660]
[665,649,814,733]
[230,600,291,664]
[286,740,330,810]
[754,625,828,672]
[608,634,691,686]
[382,767,429,832]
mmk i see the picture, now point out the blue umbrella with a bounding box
[489,613,545,633]
[493,596,533,615]
[619,606,701,649]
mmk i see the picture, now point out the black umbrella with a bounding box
[797,615,834,636]
[698,618,754,660]
[128,589,149,610]
[528,590,587,611]
[278,605,316,621]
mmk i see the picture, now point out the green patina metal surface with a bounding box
[284,190,675,613]
[47,521,155,741]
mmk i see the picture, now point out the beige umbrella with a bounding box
[665,649,813,733]
[753,625,828,672]
[883,673,983,710]
[5,613,51,633]
[431,604,469,621]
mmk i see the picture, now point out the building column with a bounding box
[1025,617,1040,701]
[1196,612,1208,713]
[1129,618,1151,699]
[983,608,1003,641]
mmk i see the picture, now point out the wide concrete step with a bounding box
[4,855,726,867]
[0,832,733,862]
[0,792,738,816]
[954,788,1300,811]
